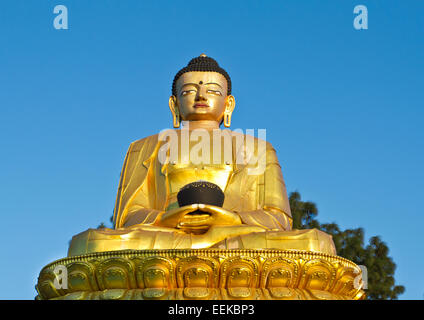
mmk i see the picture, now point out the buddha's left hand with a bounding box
[177,204,242,233]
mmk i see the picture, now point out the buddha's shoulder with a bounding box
[126,130,276,152]
[128,133,161,152]
[229,130,275,150]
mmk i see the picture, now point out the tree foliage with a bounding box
[289,191,405,300]
[97,222,106,229]
[97,214,114,229]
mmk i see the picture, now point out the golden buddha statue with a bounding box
[36,55,365,301]
[68,54,335,256]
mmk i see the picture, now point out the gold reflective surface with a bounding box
[38,55,364,300]
[36,249,365,300]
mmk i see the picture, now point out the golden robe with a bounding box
[68,130,336,256]
[113,129,293,230]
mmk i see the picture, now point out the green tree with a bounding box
[97,222,106,229]
[97,213,114,229]
[289,191,405,300]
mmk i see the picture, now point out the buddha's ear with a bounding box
[223,95,235,127]
[224,95,236,113]
[169,95,180,128]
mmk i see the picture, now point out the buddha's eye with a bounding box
[181,90,196,96]
[206,90,222,96]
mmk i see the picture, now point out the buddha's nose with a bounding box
[195,87,207,101]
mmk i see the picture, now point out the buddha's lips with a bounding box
[194,103,209,108]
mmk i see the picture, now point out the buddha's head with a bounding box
[169,54,236,128]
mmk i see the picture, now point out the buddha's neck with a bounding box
[181,120,220,130]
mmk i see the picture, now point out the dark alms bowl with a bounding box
[177,181,225,208]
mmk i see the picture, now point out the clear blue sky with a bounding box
[0,0,422,299]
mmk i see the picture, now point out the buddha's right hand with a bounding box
[155,204,242,233]
[154,204,200,229]
[176,205,242,234]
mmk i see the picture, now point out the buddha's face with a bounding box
[170,71,235,124]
